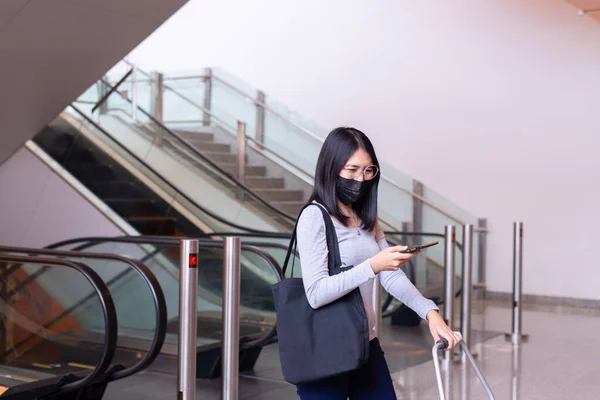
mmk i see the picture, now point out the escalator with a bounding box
[0,252,121,399]
[2,236,285,381]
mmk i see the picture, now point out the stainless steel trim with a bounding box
[131,67,138,122]
[203,68,212,126]
[222,237,241,400]
[505,222,527,345]
[477,218,487,284]
[461,224,474,361]
[237,122,246,184]
[443,225,456,365]
[178,239,199,400]
[412,180,424,233]
[255,90,265,144]
[151,72,164,122]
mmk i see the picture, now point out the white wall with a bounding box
[126,0,600,300]
[0,148,122,247]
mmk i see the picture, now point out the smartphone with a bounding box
[401,241,439,254]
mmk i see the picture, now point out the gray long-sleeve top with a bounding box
[296,204,438,340]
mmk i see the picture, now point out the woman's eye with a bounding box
[346,169,357,173]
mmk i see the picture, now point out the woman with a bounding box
[295,127,462,399]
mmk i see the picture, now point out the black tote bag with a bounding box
[272,203,370,385]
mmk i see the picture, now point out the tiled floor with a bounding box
[103,298,600,399]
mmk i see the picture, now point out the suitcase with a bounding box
[432,339,496,400]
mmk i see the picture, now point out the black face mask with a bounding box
[336,176,373,205]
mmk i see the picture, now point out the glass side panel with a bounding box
[0,261,107,377]
[47,240,279,347]
[210,78,257,139]
[55,84,296,232]
[150,63,481,237]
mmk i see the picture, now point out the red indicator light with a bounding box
[189,254,198,268]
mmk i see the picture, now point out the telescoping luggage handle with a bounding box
[432,339,496,400]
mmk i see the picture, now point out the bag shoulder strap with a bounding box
[281,202,341,278]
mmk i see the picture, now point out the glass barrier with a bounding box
[0,261,107,376]
[48,240,279,348]
[35,89,295,234]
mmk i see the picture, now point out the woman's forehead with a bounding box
[345,148,372,165]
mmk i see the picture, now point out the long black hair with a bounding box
[309,127,381,231]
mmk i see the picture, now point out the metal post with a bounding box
[373,278,382,339]
[477,218,487,285]
[96,78,108,122]
[178,239,199,400]
[236,122,246,201]
[412,180,424,234]
[203,68,212,126]
[401,221,414,247]
[151,72,164,122]
[255,90,265,146]
[222,237,241,400]
[511,341,522,399]
[443,225,456,365]
[461,224,474,362]
[505,222,528,345]
[131,67,138,122]
[401,221,417,285]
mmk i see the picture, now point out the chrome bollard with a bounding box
[443,225,456,366]
[461,224,474,362]
[222,237,241,400]
[505,222,529,345]
[178,239,199,400]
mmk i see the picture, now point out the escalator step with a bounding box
[174,130,215,142]
[221,164,267,177]
[253,189,304,202]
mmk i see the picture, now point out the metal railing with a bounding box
[92,78,299,227]
[118,60,485,232]
[64,103,294,233]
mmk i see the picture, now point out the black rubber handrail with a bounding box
[0,254,118,394]
[66,104,293,234]
[97,78,298,225]
[0,245,167,382]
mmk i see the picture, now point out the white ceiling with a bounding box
[0,0,188,165]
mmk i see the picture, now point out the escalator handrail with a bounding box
[96,78,298,224]
[0,246,167,382]
[66,104,293,234]
[62,239,284,349]
[0,254,118,394]
[47,236,285,350]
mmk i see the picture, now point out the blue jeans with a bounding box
[296,338,397,400]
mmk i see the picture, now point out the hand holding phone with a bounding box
[400,241,439,254]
